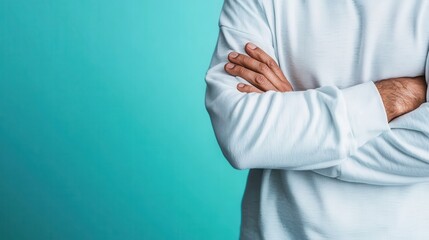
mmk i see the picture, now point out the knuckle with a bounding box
[279,85,290,92]
[255,75,266,85]
[242,57,251,65]
[267,60,277,68]
[236,67,244,75]
[236,67,245,75]
[259,63,270,73]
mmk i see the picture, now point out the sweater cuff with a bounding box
[341,81,390,151]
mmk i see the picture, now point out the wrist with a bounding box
[375,76,426,122]
[375,80,401,122]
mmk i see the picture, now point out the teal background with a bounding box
[0,0,248,239]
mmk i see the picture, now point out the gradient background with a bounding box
[0,0,248,239]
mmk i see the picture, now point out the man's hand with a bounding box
[375,76,427,121]
[224,42,293,93]
[225,42,427,122]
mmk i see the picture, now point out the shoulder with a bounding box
[220,0,269,24]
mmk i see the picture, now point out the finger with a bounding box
[237,83,263,93]
[245,43,293,91]
[228,52,284,91]
[224,63,276,91]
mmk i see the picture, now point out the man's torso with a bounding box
[240,1,429,239]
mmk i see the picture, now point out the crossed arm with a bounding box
[221,42,428,185]
[205,0,429,185]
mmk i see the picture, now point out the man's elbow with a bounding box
[218,140,250,170]
[205,92,252,170]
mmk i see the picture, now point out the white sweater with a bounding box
[205,0,429,239]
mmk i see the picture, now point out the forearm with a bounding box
[314,65,429,185]
[315,103,429,185]
[375,76,427,122]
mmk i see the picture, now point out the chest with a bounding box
[265,0,429,89]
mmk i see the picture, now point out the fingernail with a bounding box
[247,42,257,50]
[238,83,245,88]
[226,63,235,69]
[229,52,239,58]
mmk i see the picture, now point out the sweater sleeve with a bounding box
[205,0,390,170]
[314,53,429,185]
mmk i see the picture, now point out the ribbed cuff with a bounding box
[341,81,390,150]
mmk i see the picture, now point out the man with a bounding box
[205,0,429,239]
